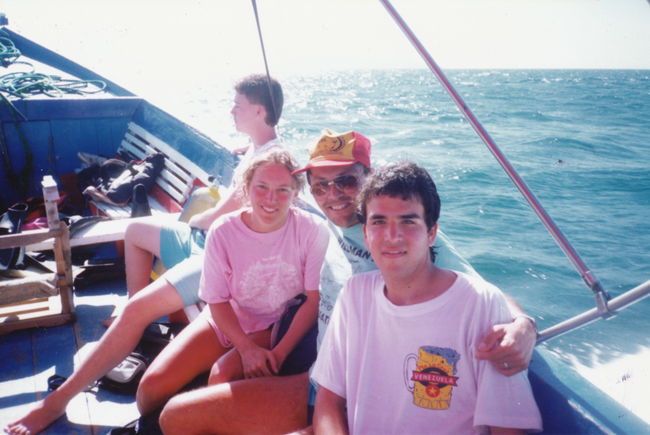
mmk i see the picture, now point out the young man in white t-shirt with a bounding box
[157,131,540,435]
[312,161,542,434]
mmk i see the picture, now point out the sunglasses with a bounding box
[310,175,359,197]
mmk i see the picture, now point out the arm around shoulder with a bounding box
[475,292,538,376]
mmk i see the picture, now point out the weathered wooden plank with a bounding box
[0,275,58,305]
[0,228,61,250]
[91,195,169,219]
[0,279,137,434]
[0,297,49,316]
[128,122,210,186]
[0,178,74,333]
[26,213,181,252]
[90,122,204,219]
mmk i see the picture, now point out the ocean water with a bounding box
[191,68,650,334]
[174,68,650,416]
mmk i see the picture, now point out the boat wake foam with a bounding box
[569,347,650,424]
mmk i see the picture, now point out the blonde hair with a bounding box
[239,149,304,202]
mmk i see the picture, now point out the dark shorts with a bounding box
[274,294,318,376]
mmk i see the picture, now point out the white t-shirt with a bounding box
[317,222,478,351]
[312,270,542,434]
[230,138,282,189]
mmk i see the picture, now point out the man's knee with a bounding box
[119,296,158,328]
[125,220,161,251]
[159,394,188,435]
[208,352,241,385]
[136,364,170,413]
[136,369,156,399]
[124,221,143,242]
[208,367,230,385]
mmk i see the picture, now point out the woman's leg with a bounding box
[5,277,185,435]
[160,372,310,435]
[208,328,272,384]
[136,316,226,415]
[124,218,162,297]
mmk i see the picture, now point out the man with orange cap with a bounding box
[159,129,538,435]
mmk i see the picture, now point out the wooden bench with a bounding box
[89,121,212,219]
[0,176,74,334]
[25,213,181,252]
[1,122,217,333]
[18,124,221,326]
[23,190,206,326]
[83,122,216,322]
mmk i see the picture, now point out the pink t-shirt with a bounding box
[199,207,329,339]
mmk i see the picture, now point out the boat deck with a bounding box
[0,279,139,434]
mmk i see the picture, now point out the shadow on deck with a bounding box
[0,279,139,434]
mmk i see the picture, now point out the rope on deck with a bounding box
[0,32,20,67]
[0,71,107,98]
[0,29,107,99]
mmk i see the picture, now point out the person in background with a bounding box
[123,73,284,304]
[5,74,284,435]
[312,161,542,434]
[158,130,538,435]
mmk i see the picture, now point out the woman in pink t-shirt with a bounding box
[136,149,329,415]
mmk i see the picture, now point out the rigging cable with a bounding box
[378,0,613,329]
[250,0,280,128]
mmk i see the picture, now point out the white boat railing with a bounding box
[538,280,650,342]
[378,0,649,339]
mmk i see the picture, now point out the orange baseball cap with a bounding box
[293,129,371,174]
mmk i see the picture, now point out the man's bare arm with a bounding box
[188,187,243,231]
[490,425,525,435]
[313,387,348,435]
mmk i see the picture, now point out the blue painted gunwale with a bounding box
[1,27,236,208]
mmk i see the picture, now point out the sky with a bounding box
[2,0,650,77]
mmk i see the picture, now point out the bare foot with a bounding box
[5,396,66,435]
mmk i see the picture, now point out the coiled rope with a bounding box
[0,71,107,98]
[0,29,106,99]
[0,27,107,200]
[0,33,20,67]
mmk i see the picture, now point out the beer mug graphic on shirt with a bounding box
[403,346,460,410]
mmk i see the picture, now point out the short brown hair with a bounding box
[235,74,283,126]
